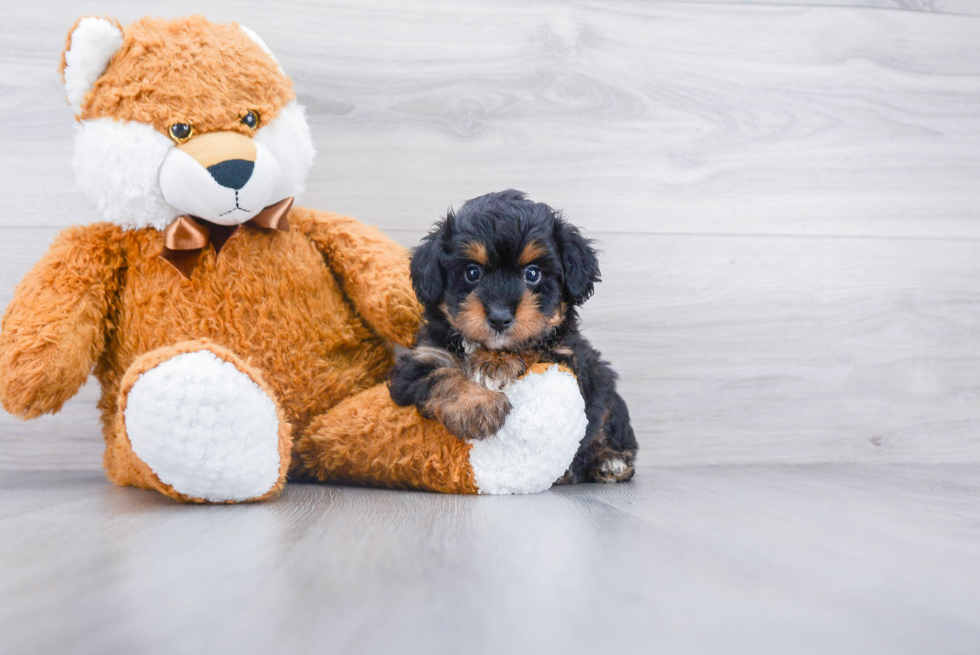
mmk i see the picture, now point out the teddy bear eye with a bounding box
[169,123,193,143]
[241,110,259,130]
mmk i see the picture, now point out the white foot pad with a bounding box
[124,351,282,502]
[468,365,587,495]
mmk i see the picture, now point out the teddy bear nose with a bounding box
[207,159,254,190]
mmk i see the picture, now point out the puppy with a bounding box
[388,189,637,484]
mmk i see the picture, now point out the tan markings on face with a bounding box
[77,16,294,135]
[179,131,257,168]
[447,295,497,345]
[447,292,556,350]
[547,301,567,328]
[519,240,547,266]
[422,368,511,440]
[462,241,489,265]
[508,290,551,345]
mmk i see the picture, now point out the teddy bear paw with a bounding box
[467,364,587,494]
[123,349,285,502]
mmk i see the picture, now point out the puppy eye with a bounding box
[465,264,482,283]
[169,123,193,143]
[523,265,542,284]
[241,110,259,130]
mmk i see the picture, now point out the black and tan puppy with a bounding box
[388,189,637,484]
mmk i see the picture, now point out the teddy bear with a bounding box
[0,15,587,502]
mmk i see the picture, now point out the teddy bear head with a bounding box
[61,15,315,230]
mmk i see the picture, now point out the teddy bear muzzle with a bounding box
[159,130,283,226]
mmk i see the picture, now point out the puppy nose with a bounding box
[207,159,254,190]
[487,307,515,332]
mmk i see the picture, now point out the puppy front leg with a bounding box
[388,348,511,440]
[424,368,512,440]
[388,347,459,408]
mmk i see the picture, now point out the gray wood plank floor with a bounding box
[2,464,979,655]
[1,2,979,652]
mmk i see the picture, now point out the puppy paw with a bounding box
[439,386,512,440]
[590,450,636,483]
[465,349,528,391]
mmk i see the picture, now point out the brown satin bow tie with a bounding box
[161,197,294,278]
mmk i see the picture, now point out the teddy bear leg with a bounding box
[291,364,586,495]
[291,383,480,494]
[106,340,291,503]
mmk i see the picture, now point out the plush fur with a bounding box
[64,15,310,232]
[389,190,638,484]
[0,16,429,502]
[72,118,181,230]
[116,340,292,503]
[292,383,481,494]
[66,16,294,135]
[0,203,426,499]
[467,363,587,494]
[239,26,284,74]
[253,102,315,204]
[293,362,587,495]
[63,17,124,114]
[72,101,313,231]
[0,15,589,500]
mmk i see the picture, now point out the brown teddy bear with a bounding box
[0,16,587,502]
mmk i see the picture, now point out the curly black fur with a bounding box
[388,189,637,484]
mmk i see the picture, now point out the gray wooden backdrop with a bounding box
[1,0,978,469]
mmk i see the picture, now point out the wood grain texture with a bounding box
[2,1,979,236]
[1,464,978,654]
[687,0,980,14]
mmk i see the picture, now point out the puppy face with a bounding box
[412,190,600,350]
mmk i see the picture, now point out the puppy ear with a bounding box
[554,218,601,305]
[410,213,453,306]
[61,17,124,115]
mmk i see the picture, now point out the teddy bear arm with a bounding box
[298,208,422,347]
[0,225,123,418]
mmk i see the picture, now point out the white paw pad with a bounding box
[124,351,282,502]
[468,365,587,495]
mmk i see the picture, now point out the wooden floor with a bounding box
[2,464,979,654]
[1,1,979,652]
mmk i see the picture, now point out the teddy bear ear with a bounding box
[61,17,124,115]
[239,25,285,75]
